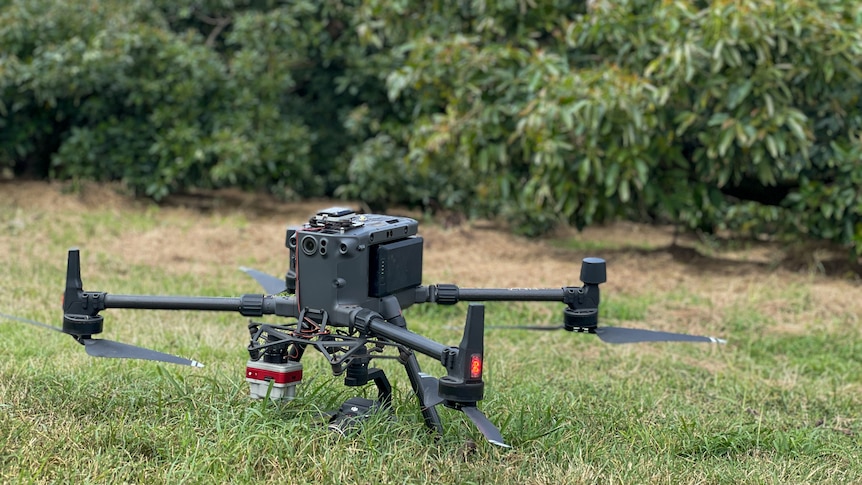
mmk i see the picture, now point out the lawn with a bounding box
[1,181,860,484]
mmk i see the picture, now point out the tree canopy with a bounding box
[1,0,860,253]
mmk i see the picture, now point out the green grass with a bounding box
[1,194,860,484]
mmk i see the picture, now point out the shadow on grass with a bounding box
[566,241,862,280]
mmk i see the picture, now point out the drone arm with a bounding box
[105,294,245,311]
[415,285,547,305]
[351,309,449,360]
[101,294,299,318]
[416,257,606,307]
[426,286,568,303]
[419,284,599,309]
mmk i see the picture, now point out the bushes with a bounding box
[1,0,860,254]
[0,0,315,199]
[356,0,862,251]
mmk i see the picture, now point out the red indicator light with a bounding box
[470,354,482,379]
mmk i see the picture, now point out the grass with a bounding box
[1,185,861,484]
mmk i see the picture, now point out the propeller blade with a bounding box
[461,405,510,448]
[485,321,725,345]
[0,311,64,333]
[485,324,565,331]
[2,311,204,367]
[239,267,286,294]
[81,338,204,367]
[418,374,444,408]
[595,326,726,344]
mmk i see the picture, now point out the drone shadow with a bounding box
[559,240,861,280]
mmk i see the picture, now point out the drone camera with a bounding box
[246,360,303,400]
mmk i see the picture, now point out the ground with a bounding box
[1,180,860,484]
[2,179,859,336]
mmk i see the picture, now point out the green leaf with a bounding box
[718,129,735,157]
[578,159,590,183]
[786,117,807,141]
[765,135,779,158]
[727,80,753,109]
[618,179,631,203]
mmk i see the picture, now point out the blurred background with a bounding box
[1,0,860,258]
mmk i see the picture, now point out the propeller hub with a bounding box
[62,313,104,336]
[563,307,597,332]
[438,376,483,404]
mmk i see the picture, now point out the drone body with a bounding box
[4,207,724,447]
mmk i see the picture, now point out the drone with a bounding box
[2,207,725,447]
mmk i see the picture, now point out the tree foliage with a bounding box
[1,0,860,253]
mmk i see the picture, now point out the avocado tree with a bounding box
[1,0,860,254]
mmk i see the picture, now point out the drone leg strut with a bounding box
[376,298,443,434]
[401,349,444,435]
[369,368,393,408]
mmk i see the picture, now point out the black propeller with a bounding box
[2,248,203,367]
[461,405,508,448]
[0,312,61,333]
[595,326,726,344]
[485,323,726,344]
[79,338,204,366]
[239,267,286,294]
[419,305,511,448]
[419,373,509,447]
[419,373,444,407]
[0,311,204,367]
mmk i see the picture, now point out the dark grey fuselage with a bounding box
[287,209,423,325]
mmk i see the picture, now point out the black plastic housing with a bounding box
[369,237,423,298]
